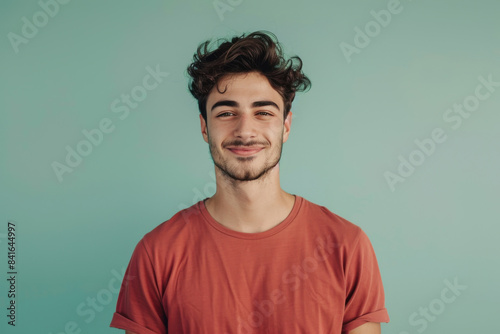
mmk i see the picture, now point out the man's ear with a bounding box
[200,113,209,143]
[282,111,292,143]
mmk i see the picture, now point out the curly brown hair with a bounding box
[186,30,311,123]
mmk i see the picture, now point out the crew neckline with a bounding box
[198,195,303,240]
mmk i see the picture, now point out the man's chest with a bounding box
[163,234,346,333]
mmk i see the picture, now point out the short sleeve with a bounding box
[341,228,390,333]
[110,238,168,334]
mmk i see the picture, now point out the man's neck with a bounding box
[204,164,296,233]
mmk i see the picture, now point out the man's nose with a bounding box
[233,113,257,138]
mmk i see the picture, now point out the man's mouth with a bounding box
[226,146,264,156]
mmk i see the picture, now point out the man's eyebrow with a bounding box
[252,100,280,110]
[211,100,238,111]
[210,100,280,111]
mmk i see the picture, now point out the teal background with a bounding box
[1,0,499,333]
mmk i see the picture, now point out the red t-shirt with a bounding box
[110,195,389,333]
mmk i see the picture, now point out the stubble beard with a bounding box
[207,128,284,183]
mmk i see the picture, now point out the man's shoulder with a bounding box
[141,200,205,248]
[299,195,364,241]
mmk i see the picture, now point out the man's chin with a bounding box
[213,156,281,182]
[223,171,261,182]
[230,165,279,182]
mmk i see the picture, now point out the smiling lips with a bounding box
[226,146,264,156]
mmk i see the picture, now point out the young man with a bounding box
[110,31,390,334]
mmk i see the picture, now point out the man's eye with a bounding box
[257,112,272,116]
[216,112,232,117]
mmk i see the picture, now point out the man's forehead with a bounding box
[207,72,283,108]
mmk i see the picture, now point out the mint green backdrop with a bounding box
[1,0,498,333]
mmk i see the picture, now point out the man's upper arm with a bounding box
[342,228,389,332]
[109,238,168,333]
[348,321,381,334]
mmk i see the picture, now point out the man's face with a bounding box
[200,71,292,182]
